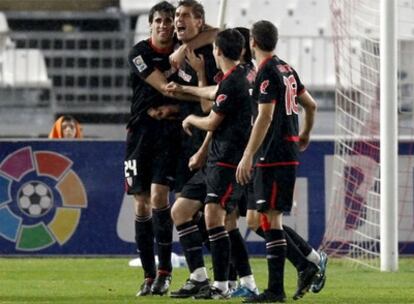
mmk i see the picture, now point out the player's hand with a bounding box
[182,116,192,136]
[169,44,187,69]
[188,150,207,171]
[298,132,310,152]
[185,49,205,76]
[147,107,163,120]
[147,105,179,120]
[166,81,184,93]
[236,154,253,185]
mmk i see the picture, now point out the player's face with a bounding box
[61,121,77,138]
[150,11,174,45]
[175,5,203,42]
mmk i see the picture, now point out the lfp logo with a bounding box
[0,147,87,251]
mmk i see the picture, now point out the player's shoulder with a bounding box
[274,57,299,75]
[128,39,151,59]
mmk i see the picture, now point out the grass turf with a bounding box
[1,257,414,303]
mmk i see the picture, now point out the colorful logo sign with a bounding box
[0,147,87,251]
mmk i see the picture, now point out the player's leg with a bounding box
[149,130,180,295]
[170,171,209,298]
[226,194,259,298]
[150,183,173,295]
[133,193,156,296]
[243,167,289,303]
[282,225,328,294]
[193,202,231,299]
[124,128,156,296]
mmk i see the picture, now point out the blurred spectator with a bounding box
[48,115,83,139]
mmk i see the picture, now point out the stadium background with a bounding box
[0,0,413,259]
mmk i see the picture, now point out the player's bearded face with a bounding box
[151,12,174,44]
[175,6,203,42]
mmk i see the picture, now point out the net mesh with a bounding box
[323,0,414,269]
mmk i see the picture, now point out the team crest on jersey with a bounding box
[260,80,270,94]
[215,94,227,106]
[133,55,148,72]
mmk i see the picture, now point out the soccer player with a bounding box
[172,0,221,196]
[236,20,317,303]
[125,1,178,297]
[168,28,251,299]
[125,1,217,297]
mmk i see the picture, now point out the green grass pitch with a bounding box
[1,257,414,303]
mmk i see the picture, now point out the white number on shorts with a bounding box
[124,160,137,177]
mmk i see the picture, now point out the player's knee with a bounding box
[224,213,238,231]
[150,191,168,209]
[205,204,225,229]
[246,214,260,231]
[134,194,151,215]
[171,199,189,225]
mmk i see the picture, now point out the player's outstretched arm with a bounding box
[297,91,317,152]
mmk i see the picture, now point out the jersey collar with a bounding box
[149,38,173,54]
[221,65,238,81]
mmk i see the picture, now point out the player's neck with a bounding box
[220,59,238,75]
[255,51,274,67]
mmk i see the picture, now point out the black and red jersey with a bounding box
[127,38,177,129]
[252,55,306,165]
[208,65,252,165]
[176,44,221,155]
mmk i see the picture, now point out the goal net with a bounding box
[322,0,414,269]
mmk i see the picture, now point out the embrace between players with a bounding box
[124,1,327,303]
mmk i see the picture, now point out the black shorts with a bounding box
[124,123,180,194]
[253,165,297,213]
[180,164,241,214]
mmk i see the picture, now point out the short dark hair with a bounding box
[149,1,175,24]
[251,20,278,52]
[215,28,245,61]
[235,27,252,63]
[177,0,205,23]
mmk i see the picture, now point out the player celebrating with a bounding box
[168,28,251,299]
[236,20,317,303]
[125,0,219,296]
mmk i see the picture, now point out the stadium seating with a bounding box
[2,49,51,88]
[120,0,158,15]
[134,14,149,45]
[0,12,50,88]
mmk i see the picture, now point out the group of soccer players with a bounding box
[124,0,328,302]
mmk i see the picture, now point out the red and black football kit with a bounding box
[125,38,180,194]
[174,44,221,192]
[180,65,251,213]
[252,55,306,213]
